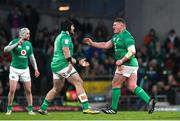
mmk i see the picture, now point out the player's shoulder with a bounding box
[9,38,19,45]
[12,38,19,42]
[123,29,134,39]
[61,34,71,44]
[123,29,132,36]
[24,40,32,47]
[25,40,32,44]
[62,33,71,39]
[56,32,71,41]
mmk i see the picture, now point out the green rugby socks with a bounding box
[111,88,121,110]
[27,105,33,111]
[82,101,90,110]
[7,105,12,111]
[134,86,150,104]
[40,99,50,110]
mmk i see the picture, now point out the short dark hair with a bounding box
[61,19,73,31]
[114,18,126,24]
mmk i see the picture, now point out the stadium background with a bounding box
[0,0,180,113]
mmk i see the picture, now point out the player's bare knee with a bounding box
[112,80,122,88]
[127,84,137,92]
[9,89,16,95]
[25,89,32,95]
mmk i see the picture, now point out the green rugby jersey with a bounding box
[9,38,33,69]
[51,31,74,72]
[111,29,138,67]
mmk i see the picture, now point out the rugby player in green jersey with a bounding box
[38,20,100,115]
[4,28,40,115]
[84,18,156,114]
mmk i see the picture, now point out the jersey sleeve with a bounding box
[124,32,135,48]
[61,36,72,48]
[8,39,18,46]
[28,42,33,55]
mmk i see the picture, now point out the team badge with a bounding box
[26,46,30,50]
[65,39,69,44]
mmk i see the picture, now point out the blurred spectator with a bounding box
[82,17,93,36]
[143,28,159,58]
[94,21,109,42]
[24,5,40,45]
[146,59,158,87]
[7,6,25,39]
[0,81,3,96]
[164,74,179,104]
[164,29,180,53]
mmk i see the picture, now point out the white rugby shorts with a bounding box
[9,66,31,82]
[115,65,138,77]
[53,66,77,79]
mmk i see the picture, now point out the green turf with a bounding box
[0,111,180,120]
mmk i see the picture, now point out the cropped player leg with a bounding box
[102,73,127,114]
[23,81,35,115]
[111,74,127,110]
[67,73,89,109]
[126,73,150,104]
[67,73,100,114]
[40,77,65,112]
[6,80,18,115]
[126,73,156,113]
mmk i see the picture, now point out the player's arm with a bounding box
[62,47,74,63]
[62,47,89,67]
[62,47,73,74]
[83,38,113,49]
[29,54,38,70]
[4,38,24,53]
[116,45,136,66]
[4,42,18,53]
[29,54,40,77]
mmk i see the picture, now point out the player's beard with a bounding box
[24,37,30,40]
[70,30,75,36]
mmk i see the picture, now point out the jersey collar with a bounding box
[61,31,70,35]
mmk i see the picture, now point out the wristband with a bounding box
[75,58,81,65]
[66,57,72,63]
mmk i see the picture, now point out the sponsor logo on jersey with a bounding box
[21,50,26,56]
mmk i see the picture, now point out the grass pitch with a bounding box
[0,111,180,120]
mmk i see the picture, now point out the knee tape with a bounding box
[78,93,88,103]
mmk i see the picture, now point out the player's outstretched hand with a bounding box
[79,58,90,67]
[83,38,93,45]
[71,57,77,65]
